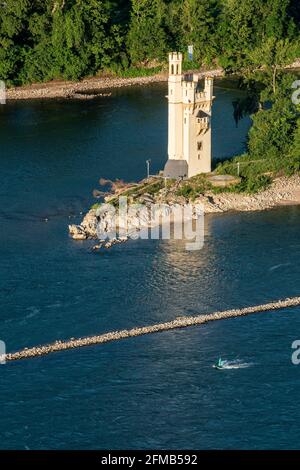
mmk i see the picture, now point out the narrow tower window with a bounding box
[197,141,203,151]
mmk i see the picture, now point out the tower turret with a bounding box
[167,52,183,162]
[168,52,182,76]
[204,76,213,101]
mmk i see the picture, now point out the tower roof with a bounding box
[197,110,209,118]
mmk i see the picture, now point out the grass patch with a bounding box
[91,203,101,210]
[175,175,212,200]
[215,154,274,193]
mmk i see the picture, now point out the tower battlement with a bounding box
[168,52,183,62]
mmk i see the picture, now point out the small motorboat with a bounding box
[213,358,225,370]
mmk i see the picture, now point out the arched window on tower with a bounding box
[171,64,174,75]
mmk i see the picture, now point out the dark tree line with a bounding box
[0,0,299,85]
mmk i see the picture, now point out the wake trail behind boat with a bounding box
[218,359,252,369]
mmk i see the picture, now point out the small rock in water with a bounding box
[68,224,87,240]
[92,244,102,251]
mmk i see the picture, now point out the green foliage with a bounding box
[0,0,299,85]
[180,0,221,65]
[216,74,300,193]
[127,0,168,64]
[91,202,101,210]
[176,184,194,198]
[215,155,273,193]
[175,175,212,199]
[248,38,300,97]
[217,0,298,73]
[0,0,129,84]
[144,180,164,195]
[234,175,272,194]
[248,103,297,162]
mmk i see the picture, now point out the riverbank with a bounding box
[6,68,224,100]
[6,58,300,101]
[196,175,300,213]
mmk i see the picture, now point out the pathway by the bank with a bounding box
[5,297,300,362]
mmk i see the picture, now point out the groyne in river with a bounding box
[5,297,300,362]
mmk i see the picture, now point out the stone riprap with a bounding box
[6,296,300,362]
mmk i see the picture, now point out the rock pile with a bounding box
[194,175,300,213]
[69,203,179,246]
[69,175,300,245]
[6,296,300,362]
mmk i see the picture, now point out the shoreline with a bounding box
[68,175,300,244]
[6,69,224,101]
[195,175,300,213]
[5,59,300,101]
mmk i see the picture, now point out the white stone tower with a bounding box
[164,52,214,179]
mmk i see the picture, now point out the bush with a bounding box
[176,184,194,198]
[175,175,212,199]
[235,174,272,193]
[215,155,274,193]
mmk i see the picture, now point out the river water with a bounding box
[0,83,300,449]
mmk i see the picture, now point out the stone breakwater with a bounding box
[6,69,224,101]
[5,297,300,362]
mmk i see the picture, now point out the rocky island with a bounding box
[69,174,300,247]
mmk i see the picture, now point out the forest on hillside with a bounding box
[0,0,300,85]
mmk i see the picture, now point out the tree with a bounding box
[290,118,300,171]
[217,0,265,70]
[127,0,168,64]
[180,0,220,64]
[217,0,298,72]
[0,0,30,83]
[262,0,296,40]
[0,0,300,85]
[249,38,300,96]
[247,75,299,165]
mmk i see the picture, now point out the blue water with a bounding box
[0,83,300,449]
